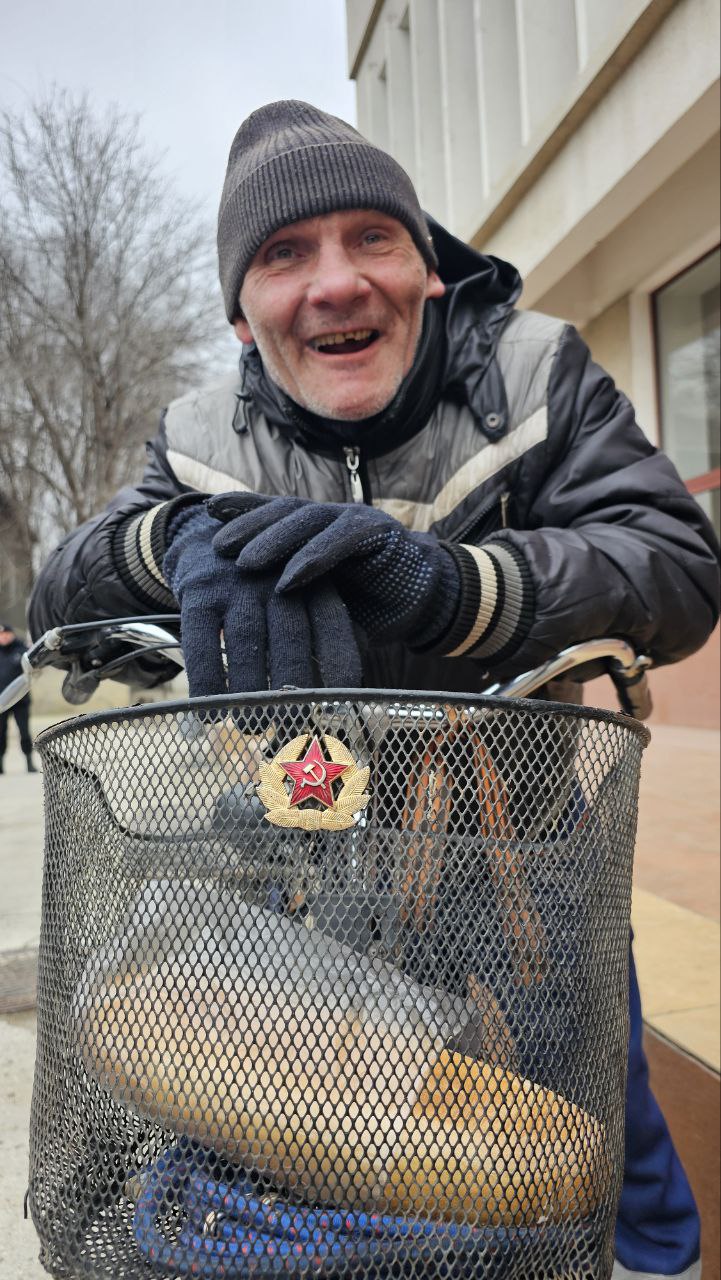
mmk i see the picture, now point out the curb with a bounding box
[0,948,38,1014]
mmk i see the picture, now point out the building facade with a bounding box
[346,0,720,727]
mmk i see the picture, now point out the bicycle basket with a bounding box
[29,690,648,1279]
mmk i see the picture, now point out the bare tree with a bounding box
[0,88,228,612]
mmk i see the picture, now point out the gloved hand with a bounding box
[208,492,461,647]
[163,505,362,696]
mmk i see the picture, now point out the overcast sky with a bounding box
[0,0,357,214]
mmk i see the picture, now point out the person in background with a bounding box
[0,622,37,774]
[28,101,720,1277]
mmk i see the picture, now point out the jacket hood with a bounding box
[240,214,523,452]
[427,214,523,423]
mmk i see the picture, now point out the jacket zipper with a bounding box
[344,447,365,503]
[455,489,510,544]
[341,453,508,523]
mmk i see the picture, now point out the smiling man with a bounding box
[30,98,718,710]
[28,100,719,1277]
[234,209,445,421]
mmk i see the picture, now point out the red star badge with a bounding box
[282,738,348,809]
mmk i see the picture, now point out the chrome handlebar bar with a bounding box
[484,637,653,719]
[0,616,653,719]
[0,617,185,713]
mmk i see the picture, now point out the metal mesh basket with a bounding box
[29,690,648,1279]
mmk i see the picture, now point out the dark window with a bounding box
[654,247,720,537]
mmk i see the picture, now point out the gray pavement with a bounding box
[1,1010,47,1279]
[1,769,45,953]
[1,723,49,1278]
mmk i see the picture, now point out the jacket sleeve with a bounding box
[484,325,720,672]
[27,416,197,686]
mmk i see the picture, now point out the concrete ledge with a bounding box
[645,1026,720,1280]
[0,948,37,1015]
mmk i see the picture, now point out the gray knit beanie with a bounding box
[217,99,438,322]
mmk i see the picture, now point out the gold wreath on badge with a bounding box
[257,734,371,830]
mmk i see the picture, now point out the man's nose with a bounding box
[305,246,371,308]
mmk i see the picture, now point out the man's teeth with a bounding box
[312,329,374,349]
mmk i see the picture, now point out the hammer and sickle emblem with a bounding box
[261,734,370,826]
[302,760,328,787]
[278,737,352,811]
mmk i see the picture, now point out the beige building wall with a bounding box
[579,299,633,404]
[347,0,721,728]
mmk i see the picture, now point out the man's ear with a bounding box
[233,314,253,345]
[425,270,445,301]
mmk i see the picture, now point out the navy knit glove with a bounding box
[208,493,461,647]
[163,506,362,696]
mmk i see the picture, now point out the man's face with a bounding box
[0,629,14,646]
[235,210,445,421]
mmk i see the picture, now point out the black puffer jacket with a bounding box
[28,220,720,692]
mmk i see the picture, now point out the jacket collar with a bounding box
[430,215,522,424]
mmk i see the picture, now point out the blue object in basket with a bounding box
[132,1142,572,1278]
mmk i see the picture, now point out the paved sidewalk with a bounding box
[632,724,721,1070]
[1,718,53,1278]
[1,1010,46,1279]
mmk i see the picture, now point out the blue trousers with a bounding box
[615,944,701,1276]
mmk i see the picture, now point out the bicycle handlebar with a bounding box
[0,672,34,712]
[483,637,653,720]
[0,615,653,719]
[0,617,186,713]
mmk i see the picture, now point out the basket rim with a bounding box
[35,686,651,749]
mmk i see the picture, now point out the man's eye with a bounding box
[267,244,296,262]
[363,231,386,246]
